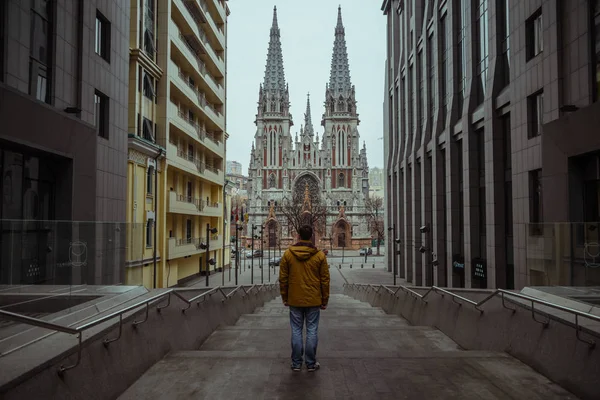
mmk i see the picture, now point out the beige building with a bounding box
[369,167,384,198]
[126,0,229,287]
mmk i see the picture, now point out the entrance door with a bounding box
[269,224,277,247]
[338,232,346,248]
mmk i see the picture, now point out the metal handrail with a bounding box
[0,284,278,376]
[344,283,600,349]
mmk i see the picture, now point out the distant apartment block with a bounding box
[0,0,130,285]
[226,160,242,175]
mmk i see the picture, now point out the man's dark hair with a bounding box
[298,225,313,241]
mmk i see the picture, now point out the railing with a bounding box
[175,194,203,210]
[344,283,600,349]
[0,284,279,375]
[176,108,207,141]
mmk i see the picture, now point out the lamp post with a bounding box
[388,224,397,286]
[201,224,218,287]
[234,222,243,285]
[259,225,264,284]
[251,224,257,284]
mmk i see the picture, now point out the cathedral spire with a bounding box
[303,93,314,137]
[263,6,286,91]
[329,6,352,94]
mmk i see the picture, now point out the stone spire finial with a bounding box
[303,93,314,137]
[263,6,286,91]
[329,6,352,95]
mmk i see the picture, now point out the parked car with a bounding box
[246,250,263,258]
[359,248,373,256]
[269,256,282,267]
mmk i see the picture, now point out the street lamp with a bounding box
[251,224,257,284]
[234,222,243,285]
[199,224,218,287]
[258,225,265,284]
[388,224,398,286]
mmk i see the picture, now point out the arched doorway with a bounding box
[334,220,350,248]
[266,220,277,248]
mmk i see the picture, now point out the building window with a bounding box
[146,219,154,247]
[440,14,448,128]
[143,73,155,100]
[497,0,510,88]
[338,173,345,188]
[475,0,489,104]
[268,173,276,189]
[456,0,468,114]
[417,51,424,134]
[591,0,600,101]
[142,117,154,142]
[409,66,414,133]
[95,11,110,62]
[29,0,52,103]
[427,35,435,134]
[94,90,109,139]
[147,166,154,195]
[526,9,543,61]
[144,0,156,58]
[528,90,543,138]
[477,130,486,258]
[529,169,543,236]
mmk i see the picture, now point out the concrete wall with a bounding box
[0,285,279,400]
[344,285,600,400]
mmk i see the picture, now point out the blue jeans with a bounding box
[289,306,321,368]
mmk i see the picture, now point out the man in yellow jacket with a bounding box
[279,224,330,372]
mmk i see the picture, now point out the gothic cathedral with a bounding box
[247,6,371,251]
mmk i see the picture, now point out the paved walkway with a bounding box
[184,259,395,292]
[119,294,576,399]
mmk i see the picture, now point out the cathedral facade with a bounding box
[246,6,371,251]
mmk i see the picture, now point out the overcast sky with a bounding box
[226,0,386,175]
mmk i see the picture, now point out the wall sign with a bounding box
[472,258,486,280]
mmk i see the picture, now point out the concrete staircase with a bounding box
[119,294,576,399]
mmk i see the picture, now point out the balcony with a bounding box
[202,201,223,217]
[166,139,224,185]
[167,237,205,260]
[169,102,224,157]
[168,191,204,215]
[183,0,226,50]
[213,0,227,24]
[171,16,224,76]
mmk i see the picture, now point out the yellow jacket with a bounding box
[279,241,330,307]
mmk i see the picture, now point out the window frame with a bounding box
[146,219,154,248]
[526,8,543,61]
[95,90,109,139]
[143,72,155,100]
[95,10,111,62]
[529,169,543,236]
[527,90,544,138]
[146,165,154,196]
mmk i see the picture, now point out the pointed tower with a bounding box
[322,6,364,196]
[257,6,291,118]
[303,93,314,138]
[250,5,294,217]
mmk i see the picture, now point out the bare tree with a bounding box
[365,196,385,255]
[277,188,328,238]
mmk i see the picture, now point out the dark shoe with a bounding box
[291,365,301,371]
[307,362,320,372]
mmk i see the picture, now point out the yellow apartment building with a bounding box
[126,0,229,288]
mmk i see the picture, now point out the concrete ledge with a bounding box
[0,285,279,400]
[344,284,600,400]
